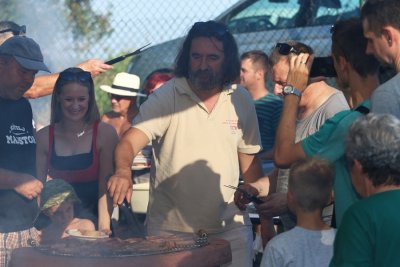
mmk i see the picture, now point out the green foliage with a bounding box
[0,0,17,20]
[64,0,113,45]
[94,55,131,115]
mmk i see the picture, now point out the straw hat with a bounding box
[100,72,146,97]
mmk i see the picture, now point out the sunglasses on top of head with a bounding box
[275,43,298,55]
[0,25,26,36]
[192,21,229,37]
[59,70,92,83]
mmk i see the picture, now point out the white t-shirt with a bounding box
[261,226,336,267]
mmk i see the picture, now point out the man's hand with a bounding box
[234,183,260,210]
[107,170,133,207]
[255,192,288,219]
[14,176,43,200]
[77,59,112,78]
[286,53,314,92]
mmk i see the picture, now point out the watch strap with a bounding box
[283,85,302,97]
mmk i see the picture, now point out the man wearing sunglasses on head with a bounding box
[108,20,269,267]
[0,21,112,99]
[254,41,348,235]
[272,18,379,229]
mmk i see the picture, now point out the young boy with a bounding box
[36,179,96,244]
[261,157,336,267]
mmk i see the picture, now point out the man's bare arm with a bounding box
[23,73,58,99]
[24,59,112,99]
[0,168,43,199]
[274,53,312,168]
[107,127,149,206]
[234,153,270,210]
[273,95,306,168]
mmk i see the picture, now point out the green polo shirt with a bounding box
[301,100,370,226]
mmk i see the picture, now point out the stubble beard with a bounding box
[188,69,223,92]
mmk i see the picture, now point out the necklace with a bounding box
[76,123,87,138]
[77,130,85,138]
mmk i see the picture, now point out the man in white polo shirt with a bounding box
[107,20,268,267]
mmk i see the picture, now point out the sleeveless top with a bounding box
[47,121,100,183]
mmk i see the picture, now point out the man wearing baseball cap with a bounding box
[0,35,49,267]
[0,20,112,99]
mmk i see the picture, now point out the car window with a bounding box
[227,0,360,34]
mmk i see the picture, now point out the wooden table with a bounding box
[9,238,231,267]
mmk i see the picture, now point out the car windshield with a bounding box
[227,0,360,34]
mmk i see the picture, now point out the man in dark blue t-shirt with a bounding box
[0,35,49,266]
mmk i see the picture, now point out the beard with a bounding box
[188,68,223,91]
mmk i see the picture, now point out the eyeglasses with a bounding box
[0,25,26,36]
[192,21,229,37]
[275,43,298,55]
[109,93,133,101]
[59,70,91,83]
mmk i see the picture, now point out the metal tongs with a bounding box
[224,184,264,204]
[118,199,147,238]
[105,43,151,65]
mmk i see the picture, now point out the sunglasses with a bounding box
[192,21,229,37]
[0,25,26,36]
[275,43,298,55]
[59,70,92,83]
[109,93,133,101]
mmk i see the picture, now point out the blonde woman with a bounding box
[36,67,118,233]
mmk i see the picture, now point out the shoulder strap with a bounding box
[46,124,55,169]
[354,105,370,115]
[92,120,100,151]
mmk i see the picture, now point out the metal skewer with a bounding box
[224,185,264,204]
[105,43,151,65]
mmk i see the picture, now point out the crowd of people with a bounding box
[1,0,400,266]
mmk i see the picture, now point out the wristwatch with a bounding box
[283,85,302,97]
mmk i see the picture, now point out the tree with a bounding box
[64,0,113,47]
[0,0,113,45]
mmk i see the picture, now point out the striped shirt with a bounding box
[254,93,283,152]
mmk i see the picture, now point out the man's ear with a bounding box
[287,190,294,205]
[337,55,348,72]
[382,26,395,46]
[353,159,363,173]
[256,68,264,81]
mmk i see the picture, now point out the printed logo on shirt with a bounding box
[222,119,242,134]
[6,123,35,145]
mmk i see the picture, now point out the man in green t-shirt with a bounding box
[330,113,400,267]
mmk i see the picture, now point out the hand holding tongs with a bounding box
[224,184,264,204]
[105,43,151,65]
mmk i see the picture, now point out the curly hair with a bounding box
[346,113,400,187]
